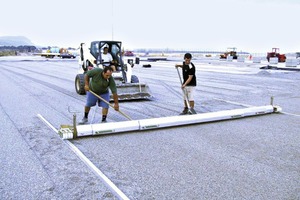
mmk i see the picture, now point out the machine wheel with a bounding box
[75,74,86,95]
[131,75,139,83]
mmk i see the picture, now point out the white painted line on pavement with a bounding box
[281,112,300,117]
[37,114,130,200]
[213,99,300,117]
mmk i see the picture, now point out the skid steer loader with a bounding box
[75,41,152,100]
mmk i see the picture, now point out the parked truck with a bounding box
[35,47,77,58]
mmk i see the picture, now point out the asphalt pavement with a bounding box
[0,56,299,199]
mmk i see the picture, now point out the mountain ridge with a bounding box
[0,36,35,46]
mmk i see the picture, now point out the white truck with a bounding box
[35,47,77,59]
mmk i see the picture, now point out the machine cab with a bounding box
[90,41,123,70]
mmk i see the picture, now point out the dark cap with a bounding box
[184,53,192,59]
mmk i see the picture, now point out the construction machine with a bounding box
[220,47,238,59]
[75,41,152,100]
[267,48,286,62]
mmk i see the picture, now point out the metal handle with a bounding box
[176,67,191,108]
[89,90,132,120]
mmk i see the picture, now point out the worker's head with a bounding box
[103,47,109,54]
[184,53,192,64]
[102,66,113,79]
[184,53,192,59]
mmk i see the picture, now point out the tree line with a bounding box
[0,45,37,52]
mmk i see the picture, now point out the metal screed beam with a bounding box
[58,105,282,139]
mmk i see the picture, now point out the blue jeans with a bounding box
[85,91,109,109]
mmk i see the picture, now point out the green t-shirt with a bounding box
[86,68,117,94]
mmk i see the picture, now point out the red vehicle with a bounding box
[220,47,238,59]
[124,51,134,56]
[267,48,286,62]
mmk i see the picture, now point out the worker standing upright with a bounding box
[175,53,197,115]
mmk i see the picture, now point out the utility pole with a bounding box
[112,0,114,40]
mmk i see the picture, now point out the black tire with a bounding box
[131,75,139,83]
[75,74,86,95]
[143,64,151,68]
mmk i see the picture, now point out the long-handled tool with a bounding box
[176,67,197,115]
[89,90,132,120]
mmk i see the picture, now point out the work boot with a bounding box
[180,107,188,115]
[78,117,88,125]
[102,115,107,123]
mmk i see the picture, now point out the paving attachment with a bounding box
[115,83,152,101]
[58,102,282,140]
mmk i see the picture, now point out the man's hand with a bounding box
[114,104,119,111]
[84,85,90,91]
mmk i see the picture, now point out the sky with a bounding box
[1,0,299,53]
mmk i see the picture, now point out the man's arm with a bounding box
[84,74,90,91]
[175,64,183,68]
[182,75,193,88]
[109,77,119,111]
[112,93,119,111]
